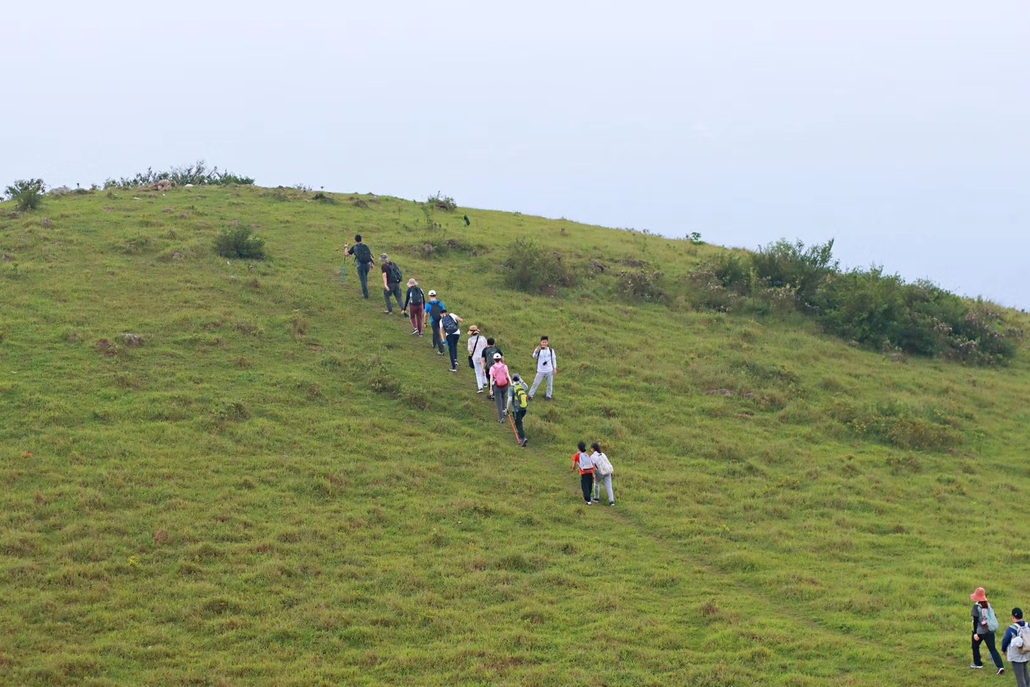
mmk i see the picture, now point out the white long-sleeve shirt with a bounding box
[468,334,487,357]
[533,347,556,373]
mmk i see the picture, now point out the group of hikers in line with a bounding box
[342,234,613,504]
[969,586,1030,685]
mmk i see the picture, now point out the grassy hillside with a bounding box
[2,185,1029,686]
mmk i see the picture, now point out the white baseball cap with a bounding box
[428,290,437,296]
[492,352,502,360]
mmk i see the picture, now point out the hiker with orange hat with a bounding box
[971,586,1006,673]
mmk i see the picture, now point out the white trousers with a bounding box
[474,358,488,390]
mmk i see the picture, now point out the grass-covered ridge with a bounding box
[1,184,1029,686]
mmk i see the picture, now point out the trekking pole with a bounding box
[507,411,521,445]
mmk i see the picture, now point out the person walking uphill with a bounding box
[510,374,530,446]
[344,235,375,299]
[467,326,487,393]
[971,586,1006,673]
[381,254,404,314]
[440,311,464,372]
[572,442,595,505]
[403,279,425,336]
[530,336,557,400]
[424,291,446,355]
[489,353,511,423]
[481,338,503,398]
[590,442,615,505]
[1003,608,1030,686]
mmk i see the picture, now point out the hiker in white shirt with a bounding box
[530,335,557,400]
[466,325,488,393]
[590,442,615,506]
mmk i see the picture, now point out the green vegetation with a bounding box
[1,184,1029,685]
[214,225,267,260]
[103,160,255,189]
[4,179,46,211]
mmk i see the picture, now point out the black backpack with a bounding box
[387,261,403,284]
[442,314,459,335]
[353,243,372,264]
[409,287,425,306]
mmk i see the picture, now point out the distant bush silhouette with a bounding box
[502,238,576,295]
[214,226,266,260]
[104,160,254,189]
[4,179,46,211]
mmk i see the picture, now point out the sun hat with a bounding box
[428,289,437,296]
[407,278,417,287]
[380,253,388,260]
[492,352,502,360]
[971,587,988,603]
[468,325,479,334]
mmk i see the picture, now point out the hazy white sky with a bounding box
[3,0,1028,307]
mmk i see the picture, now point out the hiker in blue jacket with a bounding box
[1002,608,1030,686]
[424,290,447,355]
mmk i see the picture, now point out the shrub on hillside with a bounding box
[104,161,254,189]
[4,179,46,211]
[619,267,666,302]
[427,192,456,211]
[502,237,576,295]
[214,226,266,260]
[751,239,838,306]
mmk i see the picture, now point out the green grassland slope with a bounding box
[2,185,1029,686]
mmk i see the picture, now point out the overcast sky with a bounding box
[3,0,1027,308]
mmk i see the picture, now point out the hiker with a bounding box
[424,290,447,355]
[971,586,1005,673]
[403,279,425,336]
[589,442,615,506]
[1002,608,1030,686]
[482,338,503,398]
[572,442,595,505]
[380,254,404,314]
[488,352,510,422]
[530,336,557,400]
[467,326,488,392]
[509,373,530,446]
[440,311,464,372]
[344,235,374,299]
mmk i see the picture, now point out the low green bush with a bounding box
[4,179,46,211]
[501,237,576,295]
[214,226,266,260]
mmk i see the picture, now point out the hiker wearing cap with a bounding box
[589,442,615,505]
[403,279,426,336]
[971,586,1006,673]
[481,338,503,399]
[380,254,404,314]
[488,353,511,422]
[344,234,374,299]
[572,442,595,505]
[467,326,488,392]
[1003,608,1030,686]
[509,373,530,446]
[424,291,447,355]
[530,336,557,401]
[440,311,464,372]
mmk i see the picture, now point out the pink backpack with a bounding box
[493,365,509,386]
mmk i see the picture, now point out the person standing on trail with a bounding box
[424,290,447,355]
[440,311,464,372]
[970,586,1006,674]
[467,326,487,393]
[572,442,595,505]
[530,336,557,401]
[488,352,511,422]
[1002,608,1030,687]
[403,279,426,336]
[481,338,503,398]
[589,442,615,506]
[380,254,404,314]
[344,235,374,299]
[509,373,530,446]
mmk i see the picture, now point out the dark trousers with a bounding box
[580,473,594,503]
[409,304,424,334]
[357,262,371,298]
[383,282,403,312]
[431,321,444,353]
[513,407,527,442]
[1014,662,1030,687]
[972,631,1004,668]
[446,333,460,369]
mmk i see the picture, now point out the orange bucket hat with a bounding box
[971,587,988,603]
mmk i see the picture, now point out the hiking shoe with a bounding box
[545,396,553,401]
[417,332,423,337]
[591,499,600,503]
[998,668,1005,675]
[521,438,529,447]
[970,665,983,669]
[411,329,418,334]
[498,418,505,423]
[488,395,494,400]
[609,501,615,506]
[584,501,592,506]
[384,310,392,314]
[437,351,445,356]
[450,367,457,373]
[477,388,484,394]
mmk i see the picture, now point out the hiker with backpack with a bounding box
[488,352,511,422]
[529,336,557,401]
[380,254,404,314]
[1003,608,1030,686]
[589,442,615,506]
[509,373,530,446]
[572,442,595,505]
[424,291,447,355]
[467,326,488,393]
[403,279,426,336]
[440,311,464,372]
[971,586,1006,673]
[481,338,503,398]
[344,235,374,299]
